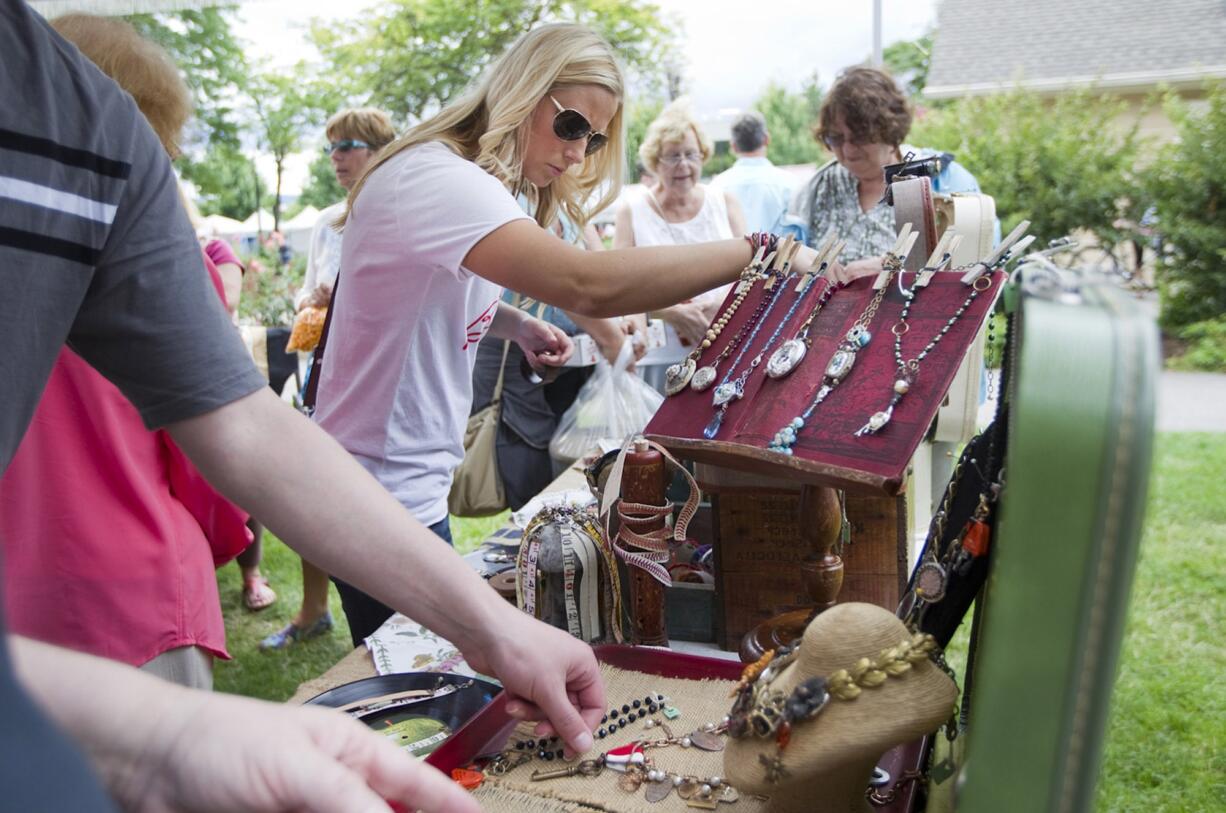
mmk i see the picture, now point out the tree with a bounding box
[184,143,261,220]
[248,71,324,232]
[312,0,678,123]
[754,75,826,167]
[126,7,249,149]
[297,152,348,211]
[909,87,1144,245]
[882,33,933,98]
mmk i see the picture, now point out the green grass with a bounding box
[215,440,1224,810]
[212,511,508,700]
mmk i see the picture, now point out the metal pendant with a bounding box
[677,778,701,800]
[915,561,947,603]
[766,338,807,379]
[645,778,674,803]
[688,730,725,751]
[712,381,740,407]
[825,348,858,382]
[854,407,894,437]
[618,769,645,792]
[690,364,718,392]
[665,358,696,396]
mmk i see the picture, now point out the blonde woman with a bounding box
[613,100,747,350]
[314,23,831,723]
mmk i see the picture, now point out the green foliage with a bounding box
[183,143,261,220]
[126,6,249,149]
[298,152,347,211]
[909,88,1145,245]
[1167,317,1226,372]
[882,33,933,98]
[248,71,328,231]
[753,76,826,167]
[623,98,664,177]
[238,248,305,328]
[313,0,677,123]
[1146,83,1226,330]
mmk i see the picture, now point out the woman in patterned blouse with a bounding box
[787,67,983,277]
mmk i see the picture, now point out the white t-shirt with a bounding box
[314,142,531,524]
[294,201,345,309]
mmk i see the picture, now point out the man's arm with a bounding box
[166,388,602,750]
[11,636,477,813]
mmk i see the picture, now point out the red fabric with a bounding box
[203,237,244,276]
[646,271,1004,494]
[0,251,250,666]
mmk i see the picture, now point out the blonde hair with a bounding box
[51,14,191,157]
[638,98,713,173]
[325,107,397,151]
[341,23,625,230]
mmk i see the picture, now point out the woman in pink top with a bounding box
[0,15,251,688]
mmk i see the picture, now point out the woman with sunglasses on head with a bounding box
[313,25,843,661]
[611,99,746,391]
[788,66,987,278]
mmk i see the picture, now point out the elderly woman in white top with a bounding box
[613,100,746,348]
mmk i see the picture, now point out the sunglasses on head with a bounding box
[550,96,608,156]
[323,139,372,155]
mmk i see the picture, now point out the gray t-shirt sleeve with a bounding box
[66,116,265,428]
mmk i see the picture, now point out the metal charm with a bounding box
[665,358,696,396]
[766,338,807,379]
[690,365,718,392]
[915,561,947,603]
[644,778,674,803]
[688,730,725,751]
[712,381,740,407]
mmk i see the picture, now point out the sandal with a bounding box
[242,576,277,611]
[259,612,334,650]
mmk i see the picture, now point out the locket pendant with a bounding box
[766,338,807,379]
[712,381,740,407]
[690,364,718,392]
[665,358,696,396]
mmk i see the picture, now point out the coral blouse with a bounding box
[0,254,251,665]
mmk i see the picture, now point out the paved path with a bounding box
[1158,371,1226,432]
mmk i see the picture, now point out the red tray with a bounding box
[427,644,925,812]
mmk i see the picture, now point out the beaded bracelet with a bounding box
[744,231,779,258]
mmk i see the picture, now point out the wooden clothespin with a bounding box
[962,219,1031,284]
[795,237,838,292]
[876,228,919,290]
[735,244,767,294]
[916,230,961,288]
[764,235,794,289]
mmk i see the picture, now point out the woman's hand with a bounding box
[833,256,886,284]
[516,317,574,369]
[300,283,333,311]
[660,302,711,347]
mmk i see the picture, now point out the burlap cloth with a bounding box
[473,662,769,812]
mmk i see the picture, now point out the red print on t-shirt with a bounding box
[463,299,499,350]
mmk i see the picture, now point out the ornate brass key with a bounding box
[530,759,604,781]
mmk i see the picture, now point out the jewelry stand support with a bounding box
[622,442,670,647]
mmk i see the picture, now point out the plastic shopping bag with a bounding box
[549,341,663,466]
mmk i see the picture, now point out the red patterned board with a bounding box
[647,270,1004,495]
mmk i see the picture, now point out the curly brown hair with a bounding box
[815,66,911,149]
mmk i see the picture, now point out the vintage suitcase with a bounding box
[956,263,1158,812]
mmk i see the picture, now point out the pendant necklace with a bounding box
[688,263,783,393]
[664,246,772,396]
[854,238,1002,437]
[703,240,807,439]
[763,240,846,380]
[766,228,919,455]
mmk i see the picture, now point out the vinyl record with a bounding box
[305,672,500,757]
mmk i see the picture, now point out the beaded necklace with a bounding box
[664,246,775,396]
[689,266,784,393]
[702,242,811,440]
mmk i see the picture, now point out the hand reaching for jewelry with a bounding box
[660,301,711,347]
[458,611,605,758]
[832,256,885,284]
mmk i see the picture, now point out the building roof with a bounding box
[926,0,1226,99]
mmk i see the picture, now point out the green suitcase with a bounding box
[957,266,1159,812]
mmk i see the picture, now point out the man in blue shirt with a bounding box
[709,111,797,233]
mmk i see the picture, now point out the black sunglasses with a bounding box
[323,139,372,155]
[550,96,608,156]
